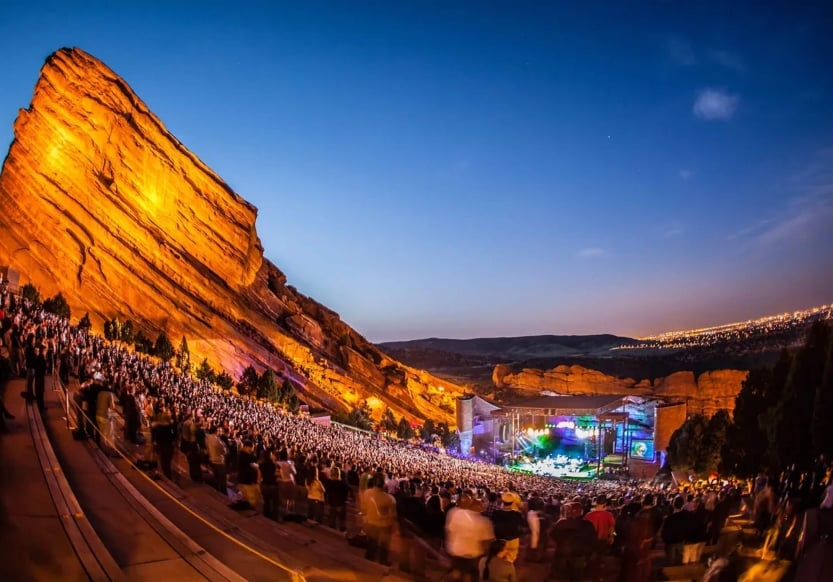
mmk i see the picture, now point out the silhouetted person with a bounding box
[151,406,176,479]
[33,345,47,412]
[21,335,36,402]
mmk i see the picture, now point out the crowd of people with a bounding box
[2,290,832,581]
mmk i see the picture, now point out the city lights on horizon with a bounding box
[615,302,833,351]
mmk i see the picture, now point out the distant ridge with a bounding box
[380,334,633,359]
[378,303,833,388]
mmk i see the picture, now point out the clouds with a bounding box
[733,148,833,247]
[577,247,605,258]
[693,88,739,120]
[666,38,744,72]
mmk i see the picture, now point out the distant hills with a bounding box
[378,304,832,389]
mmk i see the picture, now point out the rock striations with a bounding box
[0,48,462,422]
[493,364,748,415]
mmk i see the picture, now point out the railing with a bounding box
[56,375,307,582]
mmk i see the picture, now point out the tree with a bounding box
[154,331,175,361]
[722,367,771,476]
[42,292,71,319]
[78,312,92,330]
[103,318,116,341]
[21,283,40,306]
[442,429,461,453]
[284,389,301,413]
[133,330,152,354]
[196,358,215,383]
[345,401,374,431]
[765,323,830,471]
[175,336,191,373]
[396,417,415,440]
[258,369,281,402]
[811,325,833,459]
[380,408,398,433]
[120,320,135,344]
[238,365,260,396]
[215,371,234,391]
[668,414,710,474]
[421,419,436,444]
[704,410,731,475]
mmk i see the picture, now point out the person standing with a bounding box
[205,426,228,494]
[95,381,118,456]
[277,449,297,515]
[661,496,690,566]
[259,449,280,520]
[236,439,261,510]
[550,501,597,582]
[21,335,36,402]
[585,494,616,552]
[479,539,517,582]
[490,492,527,563]
[151,406,176,480]
[362,473,397,566]
[33,344,48,412]
[306,468,326,523]
[324,466,349,531]
[445,493,494,581]
[396,480,428,580]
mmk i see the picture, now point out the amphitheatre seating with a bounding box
[661,563,706,581]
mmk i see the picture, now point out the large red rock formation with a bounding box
[0,47,462,423]
[493,364,747,415]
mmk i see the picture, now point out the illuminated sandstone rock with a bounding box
[496,364,747,414]
[0,47,462,423]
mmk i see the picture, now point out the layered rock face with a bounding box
[493,364,747,415]
[0,48,461,422]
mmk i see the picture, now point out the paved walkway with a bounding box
[0,377,88,580]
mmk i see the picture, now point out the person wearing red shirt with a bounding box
[585,495,616,549]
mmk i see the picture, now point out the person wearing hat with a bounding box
[489,492,527,563]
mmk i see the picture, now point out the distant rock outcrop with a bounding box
[0,47,463,423]
[494,364,747,415]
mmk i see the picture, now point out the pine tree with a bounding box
[176,336,191,373]
[134,330,152,353]
[215,371,234,391]
[422,419,436,444]
[42,292,71,319]
[380,408,398,433]
[811,324,833,458]
[346,401,373,431]
[196,358,215,382]
[238,365,259,396]
[78,312,92,330]
[103,319,115,341]
[668,414,709,474]
[154,331,175,361]
[21,282,40,306]
[120,320,135,344]
[396,417,415,440]
[258,369,281,402]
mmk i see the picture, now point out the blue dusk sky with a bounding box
[1,1,832,342]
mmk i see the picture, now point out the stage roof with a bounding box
[500,394,628,416]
